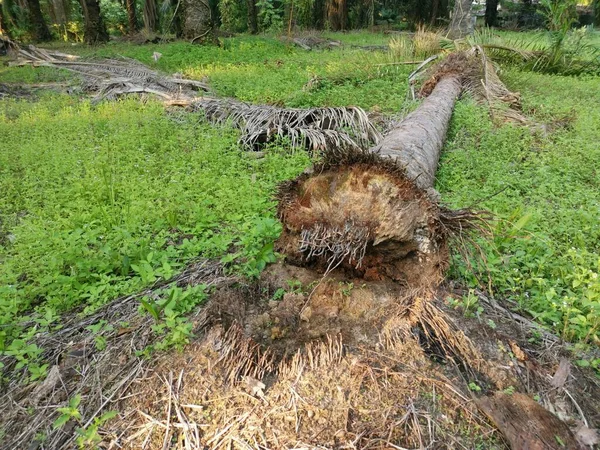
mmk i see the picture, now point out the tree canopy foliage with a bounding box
[1,0,597,44]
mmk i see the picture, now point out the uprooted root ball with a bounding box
[277,161,448,286]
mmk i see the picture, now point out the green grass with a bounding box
[0,96,310,350]
[438,69,600,346]
[1,31,599,374]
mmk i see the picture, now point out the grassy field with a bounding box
[1,30,599,379]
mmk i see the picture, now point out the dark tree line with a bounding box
[0,0,598,45]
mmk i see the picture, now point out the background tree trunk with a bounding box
[143,0,157,32]
[430,0,440,26]
[27,0,52,41]
[485,0,499,27]
[0,9,11,37]
[448,0,473,39]
[246,0,257,34]
[181,0,215,42]
[79,0,109,43]
[326,0,347,31]
[48,0,70,30]
[126,0,138,33]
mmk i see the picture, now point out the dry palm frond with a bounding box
[0,259,234,450]
[10,41,380,153]
[187,98,382,152]
[9,42,210,102]
[281,34,342,51]
[418,47,529,126]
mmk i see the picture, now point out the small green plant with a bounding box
[138,285,207,353]
[272,288,286,301]
[53,395,82,429]
[468,382,482,393]
[75,411,118,448]
[221,218,281,278]
[85,320,114,351]
[502,386,515,395]
[447,290,483,319]
[339,281,354,297]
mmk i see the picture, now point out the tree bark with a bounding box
[80,0,108,43]
[143,0,157,32]
[48,0,70,29]
[0,9,11,38]
[430,0,440,26]
[27,0,53,41]
[369,75,462,191]
[246,0,257,34]
[326,0,347,31]
[448,0,473,39]
[181,0,216,43]
[485,0,499,27]
[277,61,465,284]
[126,0,138,34]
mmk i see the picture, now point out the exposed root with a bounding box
[299,221,371,271]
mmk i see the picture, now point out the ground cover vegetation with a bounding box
[2,28,600,365]
[1,0,600,446]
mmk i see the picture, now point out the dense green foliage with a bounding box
[1,31,600,375]
[439,70,600,346]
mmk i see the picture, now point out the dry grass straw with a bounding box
[388,26,444,61]
[0,259,234,450]
[111,289,498,450]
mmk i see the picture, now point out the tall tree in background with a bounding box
[27,0,52,41]
[448,0,473,38]
[326,0,347,31]
[0,7,10,36]
[80,0,109,43]
[246,0,257,33]
[181,0,215,42]
[143,0,157,32]
[126,0,138,33]
[485,0,498,27]
[48,0,71,30]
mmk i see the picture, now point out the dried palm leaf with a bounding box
[187,98,382,152]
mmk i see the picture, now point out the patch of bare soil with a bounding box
[104,263,599,449]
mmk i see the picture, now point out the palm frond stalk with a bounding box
[8,40,380,153]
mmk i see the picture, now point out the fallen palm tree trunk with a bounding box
[277,52,479,285]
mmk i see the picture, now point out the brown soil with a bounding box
[107,264,600,449]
